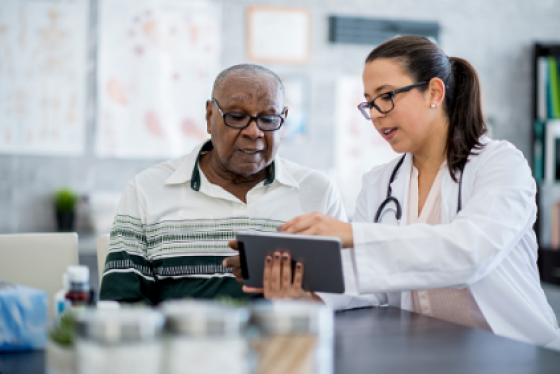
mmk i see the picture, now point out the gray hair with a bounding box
[211,64,284,98]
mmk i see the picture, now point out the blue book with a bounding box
[534,120,545,181]
[548,59,554,118]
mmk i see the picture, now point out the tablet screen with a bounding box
[236,231,345,293]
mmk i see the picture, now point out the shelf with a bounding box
[539,247,560,285]
[535,43,560,57]
[533,43,560,284]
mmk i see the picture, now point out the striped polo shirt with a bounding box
[99,141,346,304]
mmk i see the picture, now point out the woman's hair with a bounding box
[365,36,487,181]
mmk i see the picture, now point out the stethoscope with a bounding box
[374,154,464,223]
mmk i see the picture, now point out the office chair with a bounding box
[0,232,79,320]
[96,233,110,287]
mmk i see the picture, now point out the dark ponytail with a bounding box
[365,36,487,181]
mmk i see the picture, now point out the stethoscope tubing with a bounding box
[374,154,463,223]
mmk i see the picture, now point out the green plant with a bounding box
[54,189,77,213]
[49,311,76,347]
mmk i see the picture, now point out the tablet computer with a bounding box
[236,231,345,294]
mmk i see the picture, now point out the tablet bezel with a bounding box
[236,231,345,294]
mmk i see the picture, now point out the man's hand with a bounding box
[222,240,243,285]
[280,212,354,248]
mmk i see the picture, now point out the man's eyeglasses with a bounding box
[212,99,286,131]
[357,81,429,120]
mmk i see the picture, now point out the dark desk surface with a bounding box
[1,307,559,374]
[335,307,560,374]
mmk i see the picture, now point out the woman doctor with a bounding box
[256,36,560,350]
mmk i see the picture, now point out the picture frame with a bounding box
[545,119,560,182]
[246,6,311,64]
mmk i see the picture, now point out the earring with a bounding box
[430,104,436,109]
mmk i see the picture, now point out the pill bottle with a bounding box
[250,300,334,374]
[161,300,250,374]
[75,308,164,374]
[65,265,90,307]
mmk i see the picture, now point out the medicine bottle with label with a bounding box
[65,265,91,307]
[53,272,69,320]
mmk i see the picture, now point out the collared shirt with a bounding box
[99,140,346,304]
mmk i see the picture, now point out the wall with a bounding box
[1,0,560,233]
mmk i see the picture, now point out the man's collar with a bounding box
[165,140,297,190]
[190,141,214,191]
[164,141,209,186]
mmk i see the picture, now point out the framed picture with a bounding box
[246,6,311,64]
[545,120,560,182]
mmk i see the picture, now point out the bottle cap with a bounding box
[76,308,164,343]
[161,300,249,337]
[250,300,333,335]
[67,265,89,283]
[97,300,120,311]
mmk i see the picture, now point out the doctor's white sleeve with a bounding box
[350,142,537,294]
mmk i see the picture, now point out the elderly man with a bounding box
[100,64,359,304]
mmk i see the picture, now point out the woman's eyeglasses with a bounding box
[357,81,429,119]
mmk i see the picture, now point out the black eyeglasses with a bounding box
[212,99,286,131]
[357,81,429,119]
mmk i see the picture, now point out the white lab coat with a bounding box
[323,138,560,350]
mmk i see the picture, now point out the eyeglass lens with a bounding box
[358,94,393,120]
[224,112,283,131]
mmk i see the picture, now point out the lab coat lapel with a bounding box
[441,168,461,223]
[389,154,415,311]
[390,153,412,227]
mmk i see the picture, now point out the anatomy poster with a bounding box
[0,0,88,156]
[96,0,220,158]
[334,76,399,217]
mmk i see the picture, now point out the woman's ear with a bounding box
[428,77,446,109]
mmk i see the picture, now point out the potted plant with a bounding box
[54,189,77,232]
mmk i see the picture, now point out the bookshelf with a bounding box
[533,43,560,285]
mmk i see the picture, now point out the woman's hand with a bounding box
[243,251,321,302]
[280,212,354,248]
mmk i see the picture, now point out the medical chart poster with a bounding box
[334,76,399,217]
[282,75,308,143]
[96,0,220,159]
[0,0,88,156]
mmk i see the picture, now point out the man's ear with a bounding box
[205,100,213,134]
[428,78,446,108]
[283,106,289,120]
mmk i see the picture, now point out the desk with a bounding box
[1,307,559,374]
[335,307,560,373]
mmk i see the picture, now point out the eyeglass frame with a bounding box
[357,81,429,119]
[211,98,287,131]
